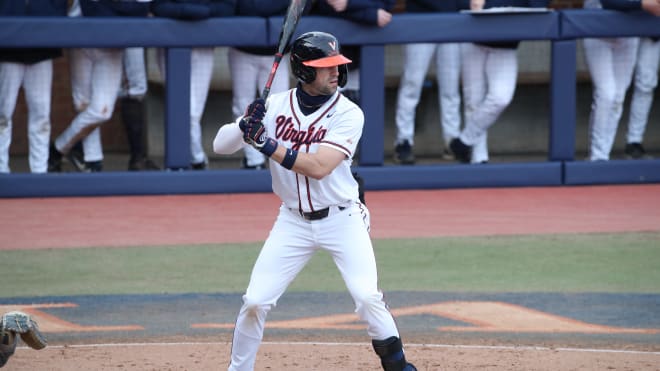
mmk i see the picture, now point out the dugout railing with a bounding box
[0,10,659,197]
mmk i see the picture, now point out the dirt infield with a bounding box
[2,184,660,370]
[7,342,660,371]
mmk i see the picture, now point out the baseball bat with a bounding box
[260,0,307,100]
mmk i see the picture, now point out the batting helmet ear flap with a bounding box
[291,51,316,84]
[338,64,348,88]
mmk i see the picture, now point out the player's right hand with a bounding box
[240,119,267,148]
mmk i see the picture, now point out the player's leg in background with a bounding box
[625,37,660,159]
[228,208,315,371]
[609,37,640,155]
[228,47,265,169]
[583,38,631,161]
[80,48,123,169]
[394,43,435,164]
[454,43,487,162]
[472,47,517,164]
[120,47,158,170]
[55,48,123,163]
[435,42,462,150]
[23,59,53,173]
[48,48,91,172]
[0,62,24,173]
[189,47,214,169]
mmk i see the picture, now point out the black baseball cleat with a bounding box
[66,143,86,172]
[624,142,650,159]
[47,142,63,172]
[394,140,415,165]
[191,161,208,170]
[449,137,471,163]
[84,161,103,172]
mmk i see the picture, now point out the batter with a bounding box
[213,31,417,371]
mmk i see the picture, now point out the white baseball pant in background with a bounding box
[120,47,148,99]
[395,42,461,148]
[0,60,53,173]
[626,37,660,145]
[55,47,123,162]
[583,36,639,161]
[459,43,518,164]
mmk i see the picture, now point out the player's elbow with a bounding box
[212,123,243,154]
[212,136,231,154]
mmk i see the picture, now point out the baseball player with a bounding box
[0,0,68,173]
[449,0,550,164]
[213,31,417,371]
[394,0,462,164]
[581,0,660,161]
[151,0,237,170]
[625,36,660,158]
[48,0,151,172]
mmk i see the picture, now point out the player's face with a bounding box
[305,65,341,96]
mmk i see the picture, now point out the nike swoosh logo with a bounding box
[326,112,335,118]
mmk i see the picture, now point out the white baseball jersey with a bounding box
[265,88,363,211]
[214,87,363,210]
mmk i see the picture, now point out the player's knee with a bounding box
[353,292,385,316]
[635,73,658,93]
[488,94,513,110]
[242,296,273,318]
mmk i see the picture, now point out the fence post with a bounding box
[550,39,577,162]
[165,47,192,169]
[358,45,385,166]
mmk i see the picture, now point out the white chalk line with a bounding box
[22,341,660,356]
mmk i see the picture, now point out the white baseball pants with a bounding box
[459,43,518,164]
[583,37,639,161]
[626,37,660,144]
[227,202,399,371]
[0,60,53,173]
[55,48,124,162]
[119,47,148,99]
[395,43,462,147]
[228,47,290,167]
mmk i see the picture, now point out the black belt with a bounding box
[299,206,346,221]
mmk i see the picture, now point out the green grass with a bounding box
[1,232,659,298]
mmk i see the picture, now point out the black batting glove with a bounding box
[244,98,266,123]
